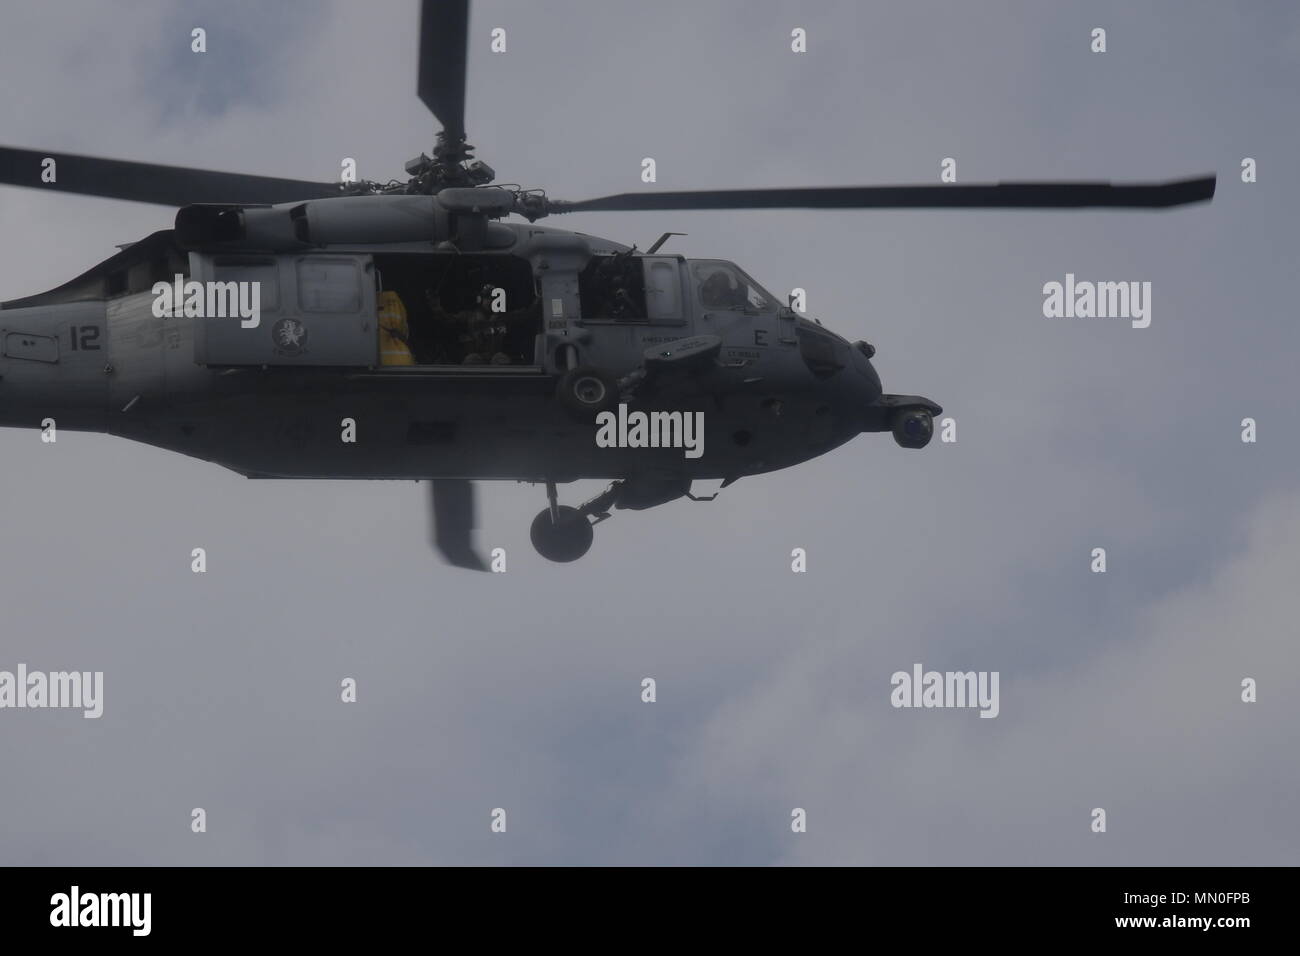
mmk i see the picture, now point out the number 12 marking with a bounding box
[68,326,101,350]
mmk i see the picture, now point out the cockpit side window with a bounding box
[797,325,848,378]
[690,260,777,313]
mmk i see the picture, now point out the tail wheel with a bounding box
[557,366,620,422]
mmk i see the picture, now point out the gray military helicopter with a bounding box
[0,0,1214,569]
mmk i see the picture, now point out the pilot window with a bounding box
[372,253,540,366]
[690,259,777,312]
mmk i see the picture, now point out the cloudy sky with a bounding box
[0,0,1296,865]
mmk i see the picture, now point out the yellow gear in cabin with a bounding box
[377,290,415,365]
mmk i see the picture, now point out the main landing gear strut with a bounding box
[530,477,713,563]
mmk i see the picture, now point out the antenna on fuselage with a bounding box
[646,232,686,254]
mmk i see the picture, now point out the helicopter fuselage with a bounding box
[0,199,913,486]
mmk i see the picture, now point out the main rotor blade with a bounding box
[417,0,469,142]
[552,176,1217,214]
[429,479,487,571]
[0,146,342,207]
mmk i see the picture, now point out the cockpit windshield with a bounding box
[689,259,779,313]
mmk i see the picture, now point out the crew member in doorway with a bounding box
[460,284,511,365]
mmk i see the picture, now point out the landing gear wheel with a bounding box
[892,408,934,449]
[557,366,620,422]
[530,505,595,562]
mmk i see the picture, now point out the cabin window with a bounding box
[578,254,684,324]
[213,257,280,310]
[297,257,360,313]
[643,258,682,320]
[578,253,647,320]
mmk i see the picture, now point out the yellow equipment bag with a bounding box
[378,290,416,366]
